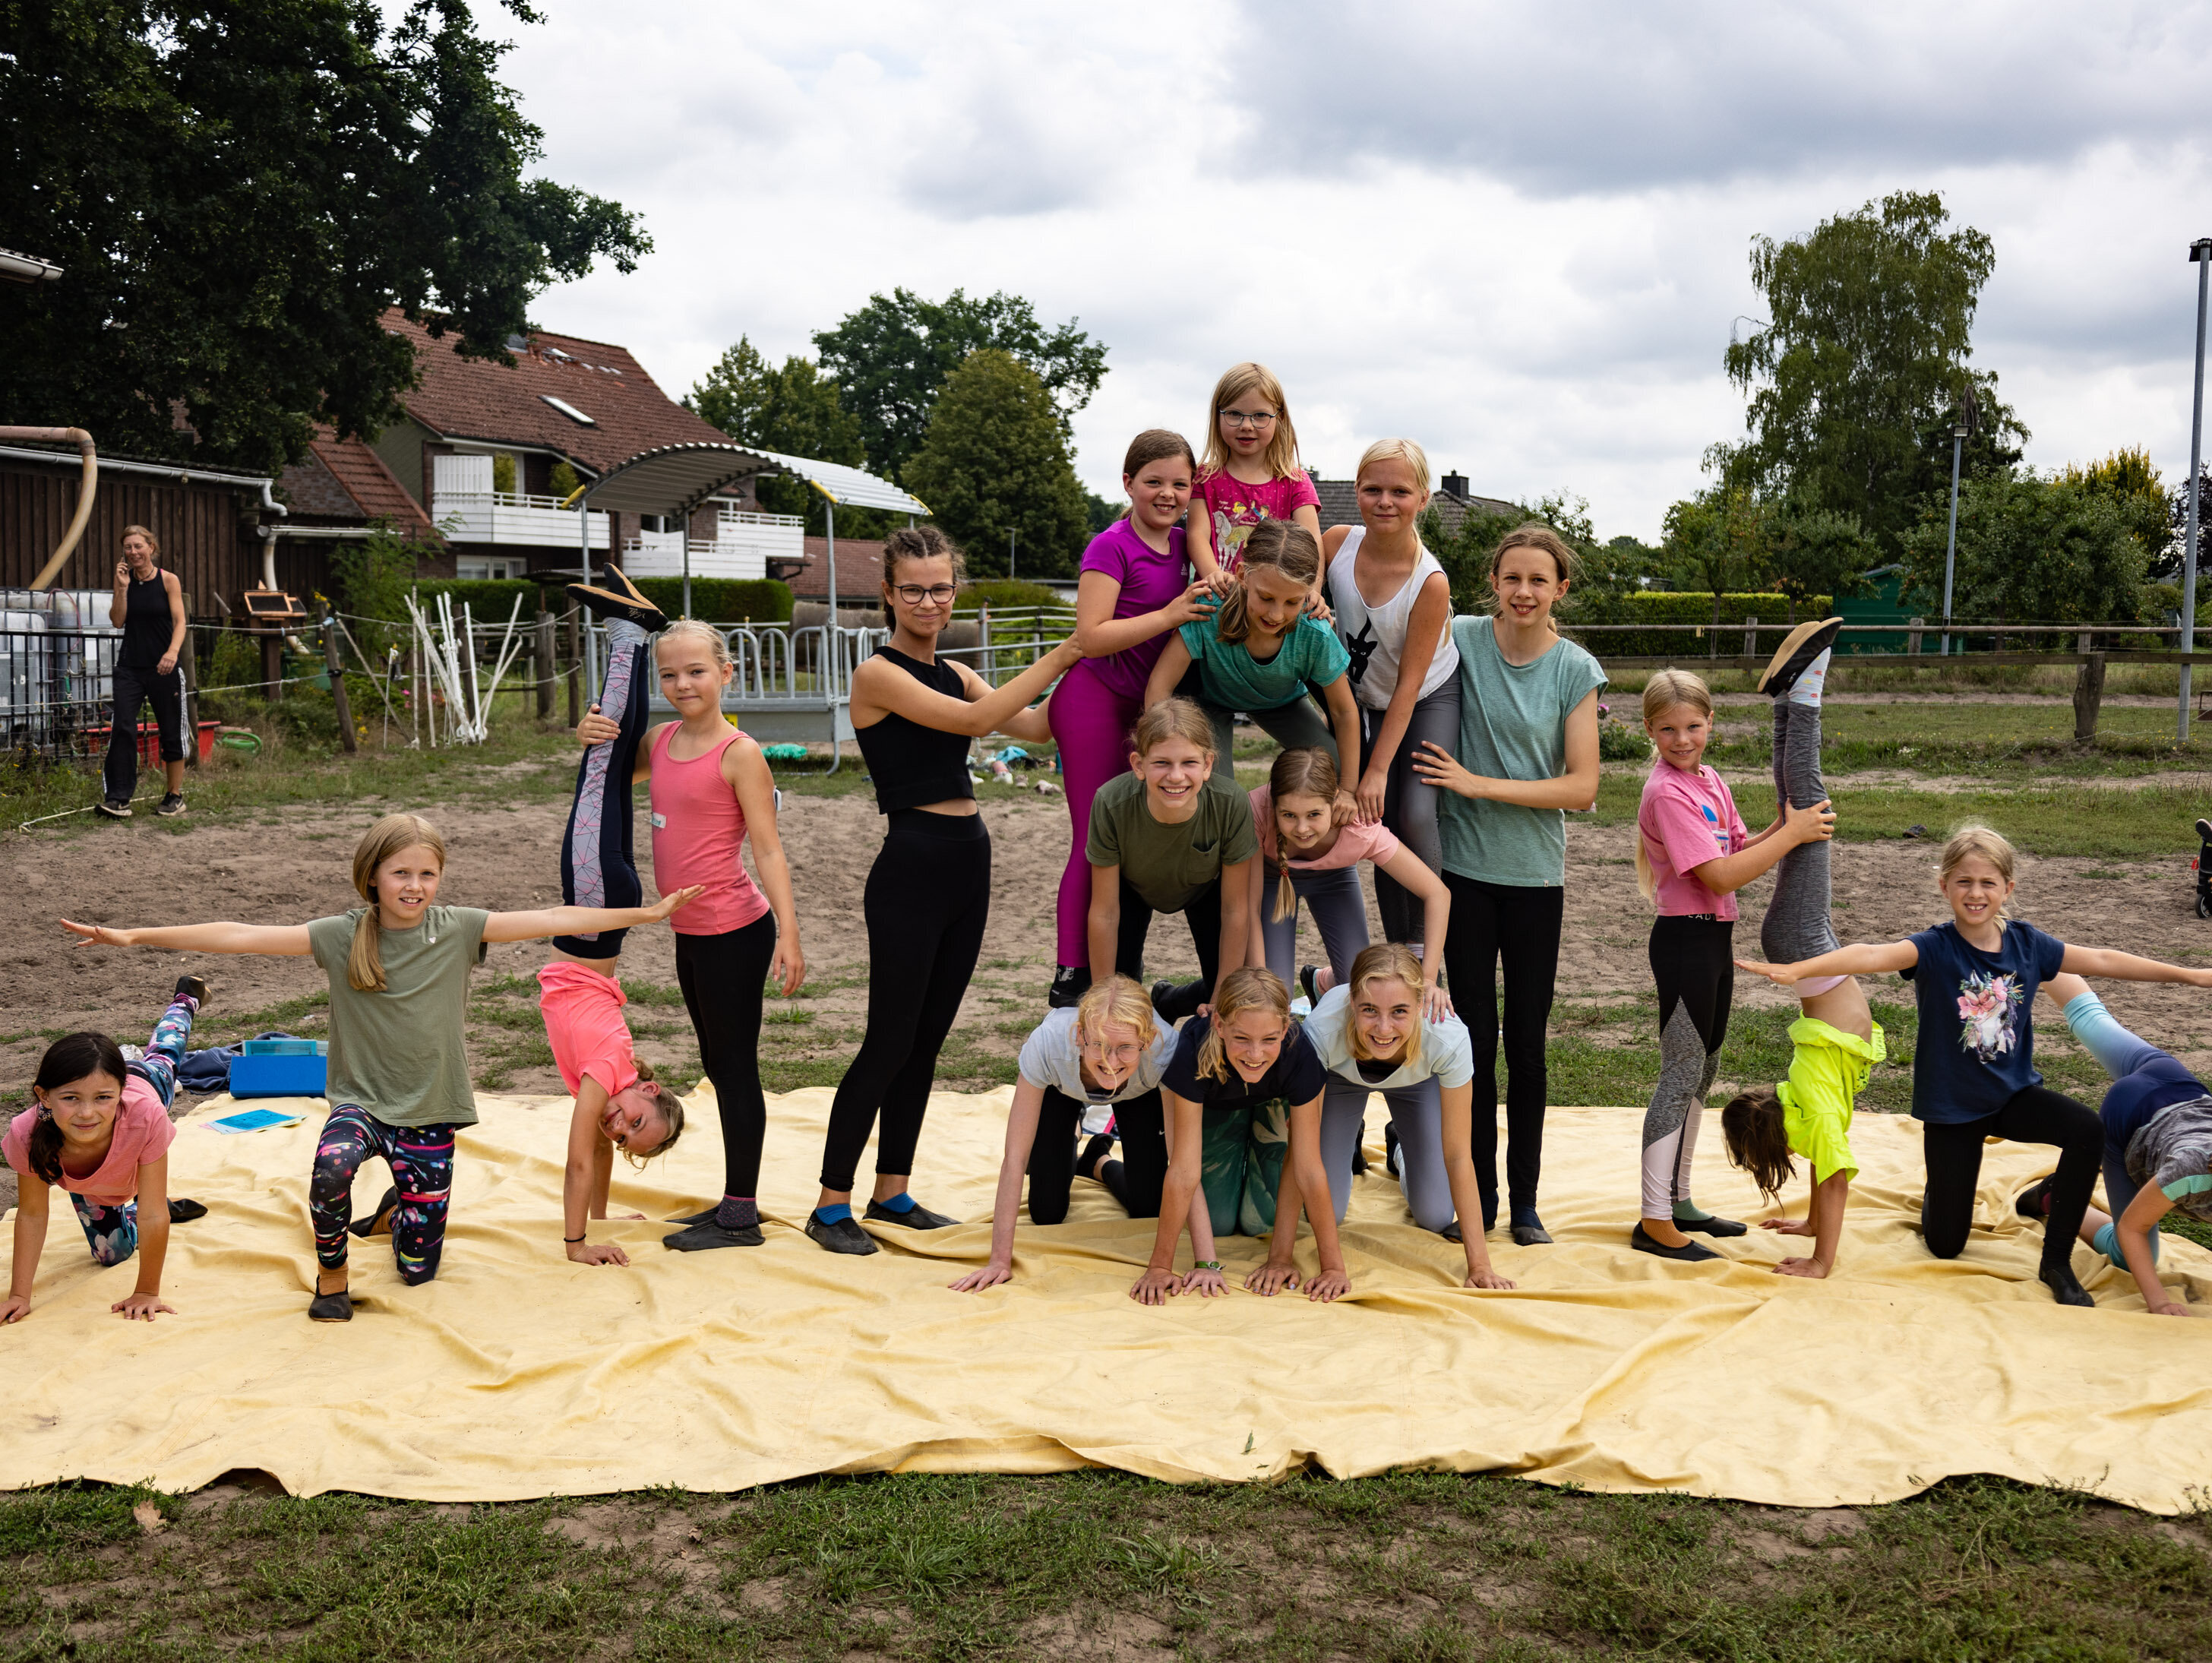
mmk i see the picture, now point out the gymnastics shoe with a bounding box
[566,565,668,632]
[1758,616,1844,696]
[174,973,210,1007]
[1631,1222,1721,1262]
[864,1197,960,1229]
[665,1206,720,1227]
[1442,1220,1463,1243]
[1510,1213,1554,1247]
[1047,966,1090,1009]
[2040,1265,2095,1308]
[306,1290,354,1322]
[1383,1121,1401,1178]
[805,1212,879,1256]
[167,1198,207,1224]
[662,1219,763,1251]
[2014,1175,2056,1220]
[347,1186,400,1239]
[1676,1212,1748,1237]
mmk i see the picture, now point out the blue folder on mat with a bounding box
[229,1039,327,1099]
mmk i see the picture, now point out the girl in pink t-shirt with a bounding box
[1630,669,1831,1264]
[2,980,210,1325]
[1190,362,1322,584]
[1247,748,1452,1018]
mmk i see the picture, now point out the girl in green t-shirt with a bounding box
[62,811,700,1323]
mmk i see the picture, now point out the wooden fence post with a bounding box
[1907,617,1924,656]
[323,620,357,753]
[1743,614,1759,660]
[2073,631,2106,744]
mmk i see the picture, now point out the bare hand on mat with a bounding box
[1181,1265,1226,1298]
[113,1292,175,1320]
[567,1241,630,1267]
[1463,1266,1515,1291]
[1303,1268,1351,1303]
[949,1262,1012,1293]
[1130,1266,1183,1305]
[1245,1260,1300,1298]
[0,1295,29,1324]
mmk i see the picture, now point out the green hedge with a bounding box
[1561,591,1832,659]
[409,579,539,620]
[631,577,793,624]
[959,578,1071,613]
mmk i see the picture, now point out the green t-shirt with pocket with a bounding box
[306,904,491,1128]
[1085,772,1259,913]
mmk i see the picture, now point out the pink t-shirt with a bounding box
[649,724,771,936]
[4,1080,175,1206]
[1638,763,1747,919]
[1249,785,1404,871]
[1196,467,1320,574]
[537,962,640,1099]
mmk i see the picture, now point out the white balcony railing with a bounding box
[620,511,803,583]
[432,490,610,551]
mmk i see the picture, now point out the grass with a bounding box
[2,1469,2207,1661]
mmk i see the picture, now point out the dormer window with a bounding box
[541,394,596,425]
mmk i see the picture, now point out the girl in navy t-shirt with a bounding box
[1738,824,2212,1307]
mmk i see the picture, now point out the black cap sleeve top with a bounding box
[853,645,978,814]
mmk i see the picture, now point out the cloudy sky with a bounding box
[490,1,2212,542]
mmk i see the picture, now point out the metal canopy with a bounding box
[580,441,927,517]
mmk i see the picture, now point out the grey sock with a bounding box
[716,1197,758,1231]
[1759,700,1840,966]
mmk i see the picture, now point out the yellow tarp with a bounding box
[4,1087,2211,1510]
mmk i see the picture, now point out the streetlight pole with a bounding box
[2179,238,2211,743]
[1941,421,1964,657]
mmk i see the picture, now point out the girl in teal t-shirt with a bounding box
[1143,520,1361,791]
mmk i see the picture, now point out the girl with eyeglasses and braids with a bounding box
[806,526,1085,1257]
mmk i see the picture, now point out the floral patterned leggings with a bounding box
[308,1105,457,1284]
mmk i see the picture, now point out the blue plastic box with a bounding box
[230,1039,328,1099]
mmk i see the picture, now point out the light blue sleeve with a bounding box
[2062,991,2167,1083]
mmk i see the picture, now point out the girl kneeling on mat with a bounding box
[62,812,700,1321]
[1137,968,1339,1305]
[1288,944,1515,1290]
[950,975,1196,1292]
[3,982,210,1324]
[1738,824,2212,1307]
[1632,668,1832,1263]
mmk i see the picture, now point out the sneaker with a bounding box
[155,792,186,817]
[566,568,668,631]
[95,798,131,820]
[174,974,210,1007]
[1757,617,1844,696]
[2196,817,2212,846]
[1047,965,1090,1009]
[805,1212,879,1256]
[864,1197,959,1229]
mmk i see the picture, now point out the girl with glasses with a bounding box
[807,526,1085,1256]
[1190,362,1322,584]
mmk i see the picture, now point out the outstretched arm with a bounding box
[1354,573,1450,822]
[482,887,704,944]
[1320,675,1364,820]
[2115,1183,2191,1316]
[851,638,1081,735]
[1738,940,1918,986]
[62,919,313,956]
[115,1155,173,1320]
[1374,846,1455,1019]
[2060,945,2212,988]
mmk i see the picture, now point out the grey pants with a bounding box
[1359,680,1459,947]
[1319,1073,1455,1233]
[1197,693,1338,782]
[1759,696,1838,966]
[1259,864,1372,988]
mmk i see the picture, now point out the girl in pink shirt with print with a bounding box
[1189,362,1322,585]
[1631,669,1831,1263]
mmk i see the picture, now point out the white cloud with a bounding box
[491,0,2212,542]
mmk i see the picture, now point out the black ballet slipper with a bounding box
[2197,817,2212,845]
[167,1198,208,1224]
[1512,1221,1554,1247]
[1631,1222,1721,1263]
[2040,1265,2095,1307]
[347,1187,400,1239]
[1443,1219,1465,1243]
[662,1220,764,1251]
[173,974,210,1007]
[1048,966,1090,1009]
[2014,1175,2056,1221]
[306,1290,355,1323]
[565,577,668,632]
[665,1206,721,1227]
[864,1197,960,1229]
[1078,1133,1117,1181]
[1298,964,1322,1007]
[1676,1212,1748,1238]
[805,1212,880,1256]
[1384,1121,1402,1178]
[1351,1143,1370,1176]
[1757,616,1844,696]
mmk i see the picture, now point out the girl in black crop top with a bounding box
[805,527,1084,1257]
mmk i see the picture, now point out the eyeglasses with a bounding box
[1220,409,1278,428]
[1081,1041,1147,1064]
[893,583,959,604]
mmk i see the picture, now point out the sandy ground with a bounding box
[7,774,2212,1212]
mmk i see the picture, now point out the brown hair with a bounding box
[1722,1091,1795,1203]
[616,1060,687,1165]
[120,524,160,558]
[1215,519,1321,645]
[1196,967,1293,1083]
[882,523,967,586]
[1122,428,1196,487]
[27,1032,130,1187]
[348,813,447,991]
[1635,669,1717,904]
[1200,362,1302,480]
[1490,523,1579,586]
[1344,943,1427,1071]
[1129,697,1215,760]
[1266,747,1339,923]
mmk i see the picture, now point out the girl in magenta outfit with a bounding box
[1046,430,1221,1007]
[1189,362,1321,584]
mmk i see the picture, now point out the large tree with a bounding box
[813,289,1107,480]
[901,350,1088,580]
[0,0,648,476]
[686,336,868,534]
[1721,191,2026,552]
[1898,472,2146,628]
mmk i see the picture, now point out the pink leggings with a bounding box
[1048,665,1142,966]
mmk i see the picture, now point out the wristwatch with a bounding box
[1192,1259,1224,1272]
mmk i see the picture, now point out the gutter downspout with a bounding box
[2,426,100,590]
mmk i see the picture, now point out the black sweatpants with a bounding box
[103,660,188,802]
[1439,872,1563,1225]
[1920,1085,2102,1276]
[554,625,648,958]
[1114,875,1222,1023]
[1640,915,1734,1218]
[820,811,991,1192]
[675,912,779,1198]
[1091,1091,1172,1219]
[1027,1085,1167,1224]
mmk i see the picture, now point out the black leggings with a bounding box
[1641,915,1734,1218]
[1439,873,1563,1223]
[1091,1092,1171,1219]
[820,811,991,1192]
[675,912,779,1197]
[1114,874,1221,1024]
[1921,1085,2102,1276]
[555,625,648,958]
[1027,1086,1167,1224]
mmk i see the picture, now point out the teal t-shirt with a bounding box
[1436,616,1605,888]
[1178,615,1350,712]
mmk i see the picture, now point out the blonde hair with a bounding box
[1266,748,1339,924]
[1215,519,1321,646]
[1073,973,1161,1057]
[1200,362,1301,480]
[1355,438,1432,496]
[120,524,160,558]
[1196,967,1293,1083]
[654,618,731,668]
[1130,697,1215,760]
[348,814,447,991]
[1634,669,1717,905]
[617,1060,686,1165]
[1939,824,2018,923]
[1344,943,1428,1071]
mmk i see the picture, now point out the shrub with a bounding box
[630,577,793,624]
[409,578,539,622]
[958,578,1070,615]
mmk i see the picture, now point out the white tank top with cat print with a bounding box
[1326,526,1459,711]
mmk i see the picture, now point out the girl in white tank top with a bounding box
[1326,524,1458,710]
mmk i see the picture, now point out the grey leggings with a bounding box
[1359,680,1459,947]
[1259,864,1372,988]
[1196,691,1338,782]
[1759,697,1837,966]
[1319,1073,1454,1232]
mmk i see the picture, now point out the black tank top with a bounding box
[854,645,976,814]
[119,571,172,669]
